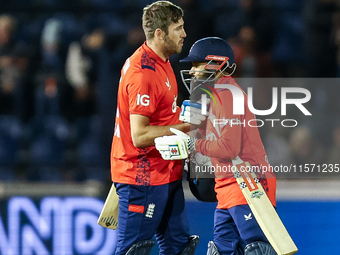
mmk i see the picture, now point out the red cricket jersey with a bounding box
[195,77,276,209]
[111,42,183,186]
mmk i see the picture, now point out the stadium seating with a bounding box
[77,133,107,182]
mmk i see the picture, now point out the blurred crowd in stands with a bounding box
[0,0,339,182]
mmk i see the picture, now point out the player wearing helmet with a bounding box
[155,37,277,255]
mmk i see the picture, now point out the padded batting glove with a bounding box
[170,128,198,152]
[179,100,207,126]
[154,128,197,160]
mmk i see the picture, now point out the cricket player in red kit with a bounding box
[111,40,184,186]
[110,1,199,255]
[155,37,277,255]
[194,76,276,211]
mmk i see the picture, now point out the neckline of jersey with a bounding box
[142,41,170,64]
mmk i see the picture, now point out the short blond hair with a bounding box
[142,1,184,40]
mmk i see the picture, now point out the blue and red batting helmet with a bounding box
[180,37,235,65]
[179,37,236,94]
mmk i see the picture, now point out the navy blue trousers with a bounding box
[214,205,270,255]
[114,179,190,255]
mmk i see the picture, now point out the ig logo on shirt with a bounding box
[137,94,150,106]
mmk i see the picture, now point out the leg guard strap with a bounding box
[206,241,220,255]
[244,241,277,255]
[125,239,155,255]
[181,235,200,255]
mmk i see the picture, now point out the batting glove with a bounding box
[179,100,207,126]
[170,128,198,152]
[154,128,197,160]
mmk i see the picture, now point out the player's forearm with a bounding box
[196,138,240,159]
[132,123,190,148]
[196,123,242,159]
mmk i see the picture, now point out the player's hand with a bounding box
[179,100,206,126]
[154,133,189,160]
[154,128,197,160]
[191,152,212,167]
[170,127,198,152]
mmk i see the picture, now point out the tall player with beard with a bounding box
[110,1,199,255]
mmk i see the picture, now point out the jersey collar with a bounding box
[142,41,170,63]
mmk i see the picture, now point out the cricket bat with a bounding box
[231,156,298,255]
[97,183,119,229]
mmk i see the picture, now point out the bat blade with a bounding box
[232,160,298,255]
[97,183,119,229]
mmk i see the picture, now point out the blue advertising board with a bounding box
[0,196,339,255]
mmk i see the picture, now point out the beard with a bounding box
[163,35,182,56]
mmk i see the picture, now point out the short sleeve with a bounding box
[127,71,161,117]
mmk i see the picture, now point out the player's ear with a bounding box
[155,28,164,40]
